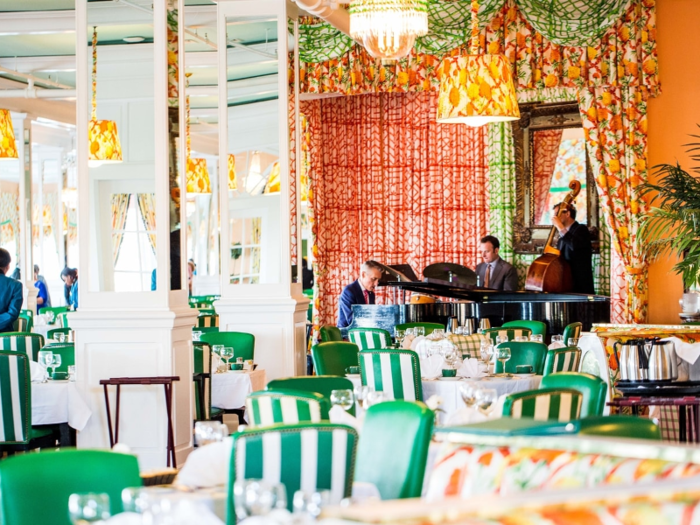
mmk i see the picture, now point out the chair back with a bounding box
[14,315,31,333]
[47,327,71,341]
[196,314,219,328]
[190,295,219,308]
[41,306,68,325]
[0,351,30,445]
[360,349,422,401]
[502,320,547,337]
[355,401,433,499]
[266,376,356,416]
[320,326,343,342]
[228,423,358,518]
[543,346,582,375]
[576,415,661,440]
[20,309,33,318]
[502,387,583,422]
[493,341,547,375]
[483,327,533,345]
[57,312,70,328]
[394,322,444,336]
[540,372,606,417]
[39,344,75,373]
[246,389,330,427]
[0,449,141,525]
[347,327,392,350]
[562,321,583,343]
[193,342,213,420]
[311,341,359,376]
[0,332,45,358]
[200,331,255,361]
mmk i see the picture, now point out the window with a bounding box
[113,195,156,291]
[229,216,261,284]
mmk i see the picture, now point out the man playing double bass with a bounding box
[551,202,595,294]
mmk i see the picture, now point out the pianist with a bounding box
[337,260,382,328]
[475,235,519,291]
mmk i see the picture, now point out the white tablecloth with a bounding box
[31,380,92,430]
[32,322,52,340]
[211,369,266,409]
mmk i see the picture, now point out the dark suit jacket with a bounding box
[557,221,594,294]
[337,280,374,328]
[475,258,519,291]
[0,274,23,333]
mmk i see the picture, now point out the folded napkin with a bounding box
[176,437,232,488]
[419,355,444,379]
[548,341,566,350]
[329,405,363,433]
[410,335,426,352]
[456,358,485,379]
[664,337,700,365]
[30,360,47,382]
[401,334,415,349]
[211,353,223,371]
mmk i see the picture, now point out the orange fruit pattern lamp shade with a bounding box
[0,109,18,160]
[88,119,123,167]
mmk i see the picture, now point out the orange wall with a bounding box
[646,0,700,323]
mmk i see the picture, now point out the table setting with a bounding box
[210,347,267,409]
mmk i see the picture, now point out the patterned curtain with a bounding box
[111,193,130,264]
[304,92,488,330]
[533,129,563,223]
[487,122,516,264]
[137,193,157,254]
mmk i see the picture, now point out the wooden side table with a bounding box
[100,376,180,468]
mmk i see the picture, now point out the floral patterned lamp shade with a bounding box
[228,154,237,190]
[186,157,211,193]
[349,0,428,60]
[436,0,519,127]
[88,27,122,167]
[0,109,18,160]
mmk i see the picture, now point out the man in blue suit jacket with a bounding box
[0,248,23,333]
[337,260,383,328]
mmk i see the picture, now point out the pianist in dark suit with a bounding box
[552,202,594,294]
[337,260,383,328]
[475,235,519,291]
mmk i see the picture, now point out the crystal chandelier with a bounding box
[349,0,429,60]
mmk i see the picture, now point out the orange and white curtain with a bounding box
[111,193,130,264]
[137,193,157,254]
[532,129,563,223]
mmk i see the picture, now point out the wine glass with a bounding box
[233,479,287,519]
[459,382,480,408]
[353,385,372,411]
[220,347,234,370]
[212,344,224,356]
[476,389,498,416]
[515,335,528,342]
[441,345,459,370]
[394,328,405,348]
[496,347,511,376]
[567,337,579,347]
[479,339,492,364]
[530,334,543,343]
[194,421,227,447]
[50,354,62,377]
[414,326,425,337]
[495,335,508,345]
[293,489,331,518]
[330,389,354,411]
[366,390,387,407]
[68,493,111,524]
[38,350,53,381]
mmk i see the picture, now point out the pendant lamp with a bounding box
[88,27,123,167]
[0,110,18,160]
[227,154,237,190]
[185,94,211,194]
[436,0,519,127]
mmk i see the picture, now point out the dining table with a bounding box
[31,380,92,430]
[211,368,266,410]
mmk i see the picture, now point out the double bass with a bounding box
[524,180,581,293]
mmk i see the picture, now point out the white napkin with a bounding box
[401,334,415,349]
[419,355,443,379]
[175,437,232,488]
[456,358,485,378]
[548,341,566,350]
[329,405,363,433]
[106,502,223,525]
[664,337,700,365]
[211,353,223,371]
[30,360,48,382]
[240,509,292,525]
[35,314,47,326]
[444,395,506,426]
[410,335,427,352]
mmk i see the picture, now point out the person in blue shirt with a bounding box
[60,267,79,310]
[0,248,23,332]
[34,265,48,312]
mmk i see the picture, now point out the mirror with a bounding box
[0,134,21,283]
[513,102,599,253]
[226,14,282,285]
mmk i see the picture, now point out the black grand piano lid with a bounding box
[423,262,477,286]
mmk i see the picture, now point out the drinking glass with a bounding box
[220,347,234,369]
[192,330,203,342]
[212,344,224,356]
[38,350,53,378]
[68,365,77,382]
[394,328,405,348]
[530,334,543,343]
[459,383,480,408]
[353,385,372,410]
[405,327,416,337]
[233,479,287,519]
[441,346,459,369]
[476,389,498,416]
[495,335,508,345]
[194,421,227,447]
[68,493,111,524]
[121,487,150,514]
[496,347,511,376]
[414,326,425,337]
[479,340,493,364]
[567,338,579,347]
[366,390,386,407]
[330,389,354,411]
[293,489,331,518]
[514,336,528,342]
[432,329,445,339]
[549,335,564,349]
[56,332,66,343]
[50,354,62,376]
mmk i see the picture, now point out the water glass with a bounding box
[56,332,66,343]
[441,345,459,369]
[293,490,331,518]
[414,326,425,337]
[194,421,227,447]
[479,340,493,364]
[405,327,416,337]
[514,335,528,342]
[567,338,579,347]
[365,390,387,407]
[476,389,498,416]
[121,487,150,514]
[192,330,203,342]
[212,344,224,356]
[233,479,287,519]
[38,350,53,377]
[496,347,511,376]
[220,347,234,369]
[68,365,77,382]
[330,389,354,411]
[51,354,62,375]
[530,334,543,343]
[353,385,372,410]
[432,328,445,339]
[495,335,508,345]
[68,493,111,524]
[459,383,480,408]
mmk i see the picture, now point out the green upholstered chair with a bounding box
[195,326,220,335]
[267,376,356,416]
[348,327,392,350]
[576,415,662,440]
[38,343,74,373]
[20,309,33,318]
[320,325,343,342]
[190,295,219,308]
[14,314,31,332]
[394,322,444,336]
[0,449,142,525]
[200,331,255,362]
[47,327,71,341]
[193,342,222,421]
[502,387,583,422]
[227,423,358,519]
[562,321,583,343]
[311,341,359,376]
[355,400,433,499]
[494,341,547,375]
[360,349,422,401]
[502,320,547,338]
[41,306,68,325]
[483,327,533,345]
[197,314,219,328]
[246,389,330,427]
[0,351,57,453]
[57,312,70,328]
[540,372,606,417]
[543,346,582,376]
[0,332,45,357]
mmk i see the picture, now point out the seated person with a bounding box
[337,260,382,328]
[475,235,518,291]
[34,265,49,312]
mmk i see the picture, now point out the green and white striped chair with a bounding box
[483,327,532,345]
[0,333,45,358]
[502,320,547,338]
[57,312,70,328]
[246,389,330,427]
[13,315,31,333]
[348,328,392,350]
[502,387,583,422]
[543,346,582,376]
[0,351,56,452]
[360,349,422,401]
[196,314,219,328]
[228,423,358,518]
[562,322,583,344]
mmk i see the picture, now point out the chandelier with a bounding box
[349,0,428,60]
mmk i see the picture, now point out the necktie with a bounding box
[484,264,491,288]
[363,290,369,304]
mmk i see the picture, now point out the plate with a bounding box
[345,374,360,378]
[439,377,461,381]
